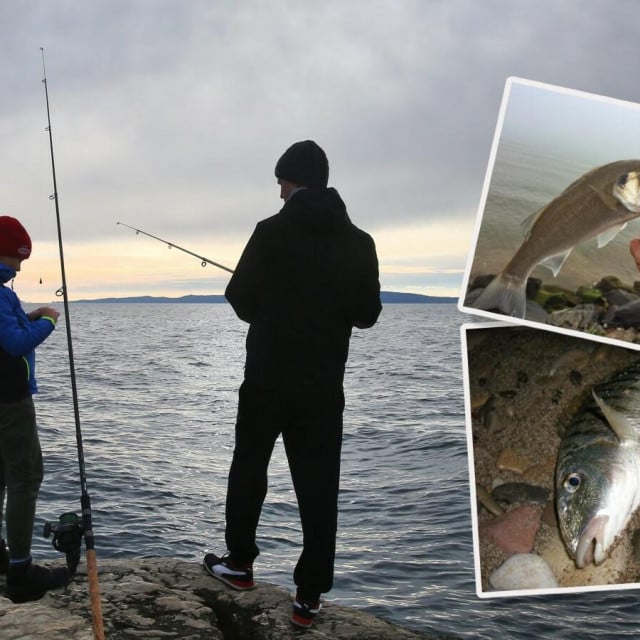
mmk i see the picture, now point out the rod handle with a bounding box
[86,549,105,640]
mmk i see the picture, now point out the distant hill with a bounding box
[72,291,457,304]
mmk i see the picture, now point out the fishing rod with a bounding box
[41,49,105,640]
[117,222,235,274]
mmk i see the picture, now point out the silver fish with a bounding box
[472,160,640,318]
[556,361,640,568]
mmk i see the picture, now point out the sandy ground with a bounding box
[464,323,640,593]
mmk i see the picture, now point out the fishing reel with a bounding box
[43,512,84,576]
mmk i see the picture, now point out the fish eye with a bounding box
[617,173,628,187]
[564,473,581,492]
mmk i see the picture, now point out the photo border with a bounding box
[461,321,640,598]
[458,77,640,352]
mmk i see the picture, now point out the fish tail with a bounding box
[471,272,527,318]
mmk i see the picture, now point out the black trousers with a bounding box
[225,381,344,595]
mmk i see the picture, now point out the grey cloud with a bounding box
[2,0,639,247]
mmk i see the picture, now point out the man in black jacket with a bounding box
[204,140,381,628]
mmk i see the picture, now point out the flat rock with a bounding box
[479,505,542,555]
[0,558,443,640]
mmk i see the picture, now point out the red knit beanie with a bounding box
[0,216,32,259]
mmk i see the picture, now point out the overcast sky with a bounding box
[3,0,640,301]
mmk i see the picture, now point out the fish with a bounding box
[472,160,640,318]
[555,360,640,568]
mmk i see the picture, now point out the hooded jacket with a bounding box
[225,187,381,392]
[0,263,56,402]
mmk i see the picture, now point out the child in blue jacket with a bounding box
[0,215,69,602]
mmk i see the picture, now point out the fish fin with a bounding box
[471,273,527,318]
[588,184,621,210]
[596,223,627,248]
[520,209,544,240]
[592,390,638,445]
[539,250,572,277]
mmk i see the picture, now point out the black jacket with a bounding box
[226,187,381,391]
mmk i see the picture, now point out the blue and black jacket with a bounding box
[0,263,56,403]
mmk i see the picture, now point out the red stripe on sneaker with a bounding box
[230,577,255,589]
[292,612,314,628]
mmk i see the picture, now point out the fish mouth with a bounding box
[575,514,610,568]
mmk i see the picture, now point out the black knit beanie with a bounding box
[274,140,329,189]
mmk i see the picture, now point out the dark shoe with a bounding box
[6,558,70,603]
[0,539,9,575]
[203,552,255,590]
[291,592,322,628]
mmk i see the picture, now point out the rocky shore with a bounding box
[466,325,640,593]
[0,557,452,640]
[465,273,640,344]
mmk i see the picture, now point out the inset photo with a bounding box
[460,77,640,350]
[462,322,640,597]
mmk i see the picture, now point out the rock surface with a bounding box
[0,558,447,639]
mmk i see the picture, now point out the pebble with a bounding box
[603,326,640,343]
[604,288,638,308]
[479,504,542,555]
[470,387,491,412]
[496,448,531,474]
[596,276,627,293]
[491,482,549,506]
[476,484,504,516]
[489,553,559,591]
[548,305,600,331]
[548,349,590,376]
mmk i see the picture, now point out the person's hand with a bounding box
[29,306,60,323]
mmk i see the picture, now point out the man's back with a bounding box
[226,187,381,391]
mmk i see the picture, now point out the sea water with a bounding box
[24,303,640,638]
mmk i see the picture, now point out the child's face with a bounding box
[0,256,24,272]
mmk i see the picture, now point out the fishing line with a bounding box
[117,221,235,273]
[40,48,105,640]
